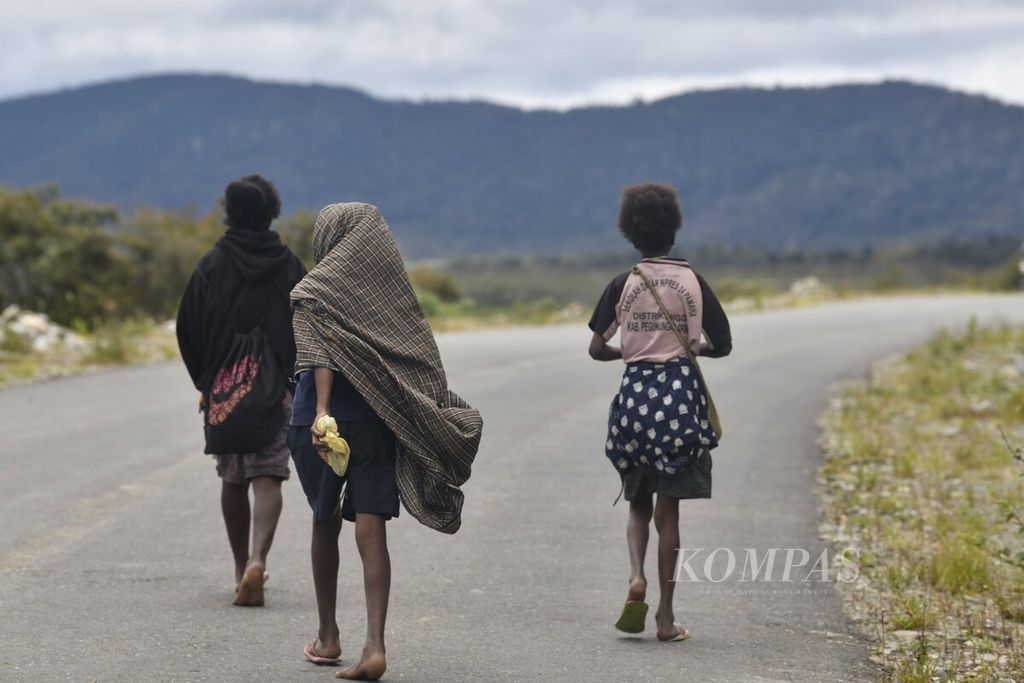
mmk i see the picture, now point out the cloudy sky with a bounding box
[2,0,1023,108]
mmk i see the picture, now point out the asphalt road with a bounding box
[2,294,1022,683]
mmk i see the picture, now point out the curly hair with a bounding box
[617,182,683,254]
[223,174,281,231]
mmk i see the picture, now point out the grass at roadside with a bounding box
[414,292,586,332]
[819,323,1024,682]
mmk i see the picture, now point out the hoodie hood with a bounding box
[215,227,293,283]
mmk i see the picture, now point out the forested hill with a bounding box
[1,74,1021,256]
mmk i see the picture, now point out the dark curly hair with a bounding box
[222,174,281,231]
[617,182,683,255]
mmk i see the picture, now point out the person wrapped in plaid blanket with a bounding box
[287,202,483,680]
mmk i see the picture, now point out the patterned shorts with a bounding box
[213,394,293,484]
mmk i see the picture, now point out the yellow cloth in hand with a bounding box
[315,415,351,477]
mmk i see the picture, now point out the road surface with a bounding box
[1,294,1022,682]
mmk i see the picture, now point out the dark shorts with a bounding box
[287,418,400,523]
[622,448,713,501]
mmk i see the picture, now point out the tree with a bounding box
[276,210,316,269]
[0,185,127,327]
[115,208,224,319]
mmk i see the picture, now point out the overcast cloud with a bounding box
[2,0,1023,108]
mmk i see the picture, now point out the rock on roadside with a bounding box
[1,305,89,353]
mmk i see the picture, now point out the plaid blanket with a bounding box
[290,203,483,534]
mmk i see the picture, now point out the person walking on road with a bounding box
[588,182,732,642]
[287,202,482,681]
[176,175,307,606]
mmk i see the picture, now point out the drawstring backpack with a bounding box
[199,257,287,455]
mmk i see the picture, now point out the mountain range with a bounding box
[0,74,1021,256]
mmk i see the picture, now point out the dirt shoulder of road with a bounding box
[818,323,1024,681]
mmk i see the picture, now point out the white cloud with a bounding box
[0,0,1022,107]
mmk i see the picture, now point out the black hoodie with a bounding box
[176,228,307,392]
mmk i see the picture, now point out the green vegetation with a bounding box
[441,241,1021,311]
[0,185,217,327]
[85,319,177,366]
[408,263,584,330]
[0,185,124,326]
[0,182,1020,385]
[0,184,584,335]
[0,185,313,386]
[0,184,589,384]
[820,324,1024,681]
[409,266,462,303]
[3,183,1017,332]
[0,185,325,328]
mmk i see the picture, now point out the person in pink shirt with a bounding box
[588,182,732,642]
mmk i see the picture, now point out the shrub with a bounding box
[415,290,443,318]
[409,266,462,303]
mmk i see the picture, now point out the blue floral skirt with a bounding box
[605,359,718,482]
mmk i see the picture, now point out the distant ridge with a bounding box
[1,73,1021,256]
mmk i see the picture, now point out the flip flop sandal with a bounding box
[614,600,649,633]
[658,625,691,642]
[304,640,342,666]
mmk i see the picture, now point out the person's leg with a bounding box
[220,479,251,585]
[653,494,688,640]
[249,475,283,568]
[627,493,653,602]
[336,512,389,681]
[310,512,343,660]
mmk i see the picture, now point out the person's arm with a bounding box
[589,332,622,361]
[175,270,207,396]
[279,261,307,391]
[310,366,334,457]
[696,273,732,358]
[587,272,628,361]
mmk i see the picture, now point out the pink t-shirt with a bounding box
[591,258,707,364]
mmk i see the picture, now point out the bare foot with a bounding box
[234,571,269,592]
[627,576,647,602]
[335,649,386,681]
[233,561,265,606]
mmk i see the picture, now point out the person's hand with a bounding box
[312,408,330,461]
[198,393,208,410]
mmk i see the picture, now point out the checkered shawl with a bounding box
[290,202,483,534]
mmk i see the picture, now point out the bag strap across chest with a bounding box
[631,264,723,440]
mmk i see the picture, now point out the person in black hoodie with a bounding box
[176,175,307,606]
